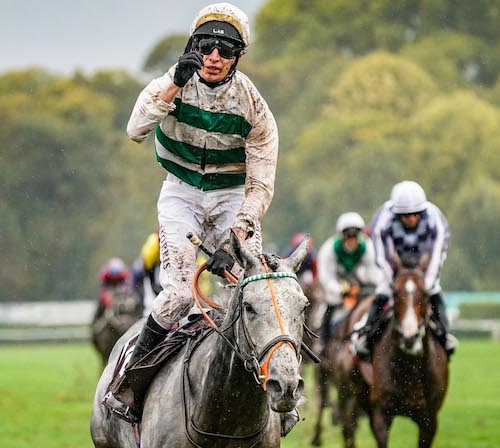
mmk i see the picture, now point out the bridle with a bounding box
[191,255,302,388]
[392,268,429,344]
[181,256,303,446]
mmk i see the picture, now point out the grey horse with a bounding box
[91,234,311,447]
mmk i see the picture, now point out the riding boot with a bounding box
[352,294,389,361]
[320,304,338,351]
[103,314,170,423]
[429,292,458,357]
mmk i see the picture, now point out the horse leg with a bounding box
[369,408,393,448]
[416,412,438,448]
[338,391,358,448]
[311,367,329,446]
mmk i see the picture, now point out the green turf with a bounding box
[0,340,499,447]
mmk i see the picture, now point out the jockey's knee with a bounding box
[151,287,193,328]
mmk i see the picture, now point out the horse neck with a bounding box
[192,294,269,437]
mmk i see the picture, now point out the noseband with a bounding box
[393,268,429,345]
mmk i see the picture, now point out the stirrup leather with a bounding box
[103,391,139,424]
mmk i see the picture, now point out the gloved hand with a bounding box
[206,241,235,277]
[173,51,204,87]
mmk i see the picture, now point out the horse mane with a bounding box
[262,252,282,272]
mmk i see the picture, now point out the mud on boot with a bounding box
[103,315,170,422]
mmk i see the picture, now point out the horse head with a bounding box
[392,254,430,356]
[229,232,310,413]
[105,287,141,333]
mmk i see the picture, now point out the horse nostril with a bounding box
[266,379,282,396]
[295,377,305,399]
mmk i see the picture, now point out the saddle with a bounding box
[351,307,449,359]
[105,313,217,420]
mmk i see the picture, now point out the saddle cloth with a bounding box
[106,311,217,412]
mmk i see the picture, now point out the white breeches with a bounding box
[150,176,262,328]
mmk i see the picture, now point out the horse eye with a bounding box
[244,303,256,315]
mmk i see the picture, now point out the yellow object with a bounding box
[197,253,213,296]
[141,233,160,271]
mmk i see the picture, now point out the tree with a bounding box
[142,33,188,77]
[444,178,500,290]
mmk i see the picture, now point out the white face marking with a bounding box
[401,279,418,339]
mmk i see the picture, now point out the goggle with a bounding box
[195,37,242,59]
[399,212,421,218]
[342,228,361,238]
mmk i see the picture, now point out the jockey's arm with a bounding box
[424,205,450,292]
[317,238,342,305]
[232,93,278,238]
[371,218,394,286]
[126,69,178,143]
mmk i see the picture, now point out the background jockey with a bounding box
[317,212,383,347]
[104,3,281,425]
[131,231,163,316]
[94,257,131,322]
[353,180,458,360]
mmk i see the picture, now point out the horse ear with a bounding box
[230,230,258,271]
[286,233,310,273]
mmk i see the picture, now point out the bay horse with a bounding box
[313,264,449,448]
[91,286,143,368]
[312,289,373,447]
[91,234,311,447]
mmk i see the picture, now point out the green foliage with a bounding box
[330,52,437,118]
[445,178,500,290]
[4,0,500,299]
[142,33,188,76]
[400,31,495,88]
[0,69,163,301]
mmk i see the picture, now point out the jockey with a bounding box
[353,181,458,360]
[94,257,130,321]
[131,231,163,316]
[317,212,383,345]
[282,232,318,288]
[104,3,279,424]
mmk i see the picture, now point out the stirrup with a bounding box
[103,392,139,424]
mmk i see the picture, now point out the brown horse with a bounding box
[312,293,372,447]
[91,287,143,368]
[301,278,323,358]
[313,267,449,448]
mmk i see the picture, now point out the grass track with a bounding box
[0,340,499,447]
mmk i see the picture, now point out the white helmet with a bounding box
[190,3,250,47]
[391,181,428,214]
[336,212,365,234]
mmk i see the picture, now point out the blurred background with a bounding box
[1,0,500,447]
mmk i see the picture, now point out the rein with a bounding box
[191,258,301,388]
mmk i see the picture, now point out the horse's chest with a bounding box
[383,372,428,411]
